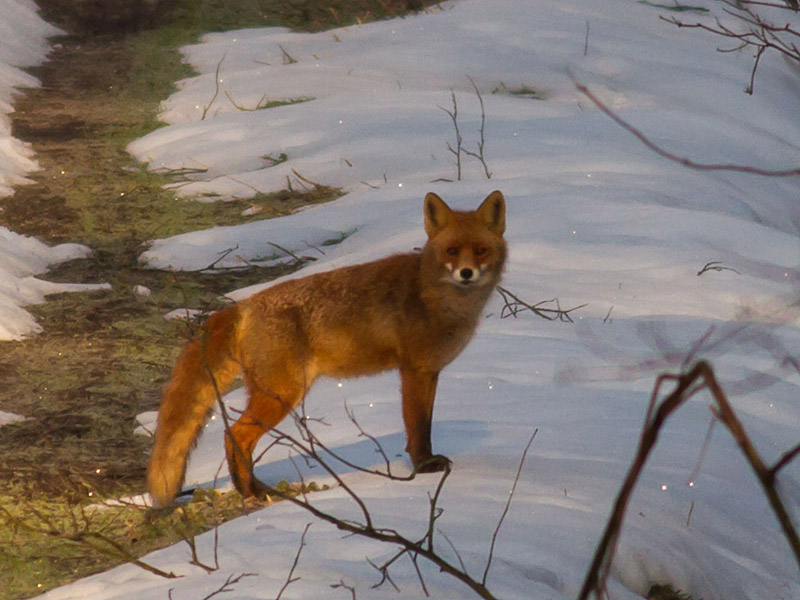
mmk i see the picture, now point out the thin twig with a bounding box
[267,241,312,264]
[279,44,298,65]
[584,19,591,56]
[152,166,209,176]
[697,261,741,276]
[0,504,180,580]
[482,430,538,586]
[464,77,492,179]
[180,508,218,573]
[275,523,312,600]
[439,90,463,181]
[202,54,226,121]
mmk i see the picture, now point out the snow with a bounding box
[39,1,800,599]
[0,0,59,197]
[0,409,27,425]
[0,0,108,341]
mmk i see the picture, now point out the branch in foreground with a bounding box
[168,572,256,600]
[578,360,800,600]
[212,372,538,600]
[569,73,800,177]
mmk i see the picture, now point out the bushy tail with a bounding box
[147,306,242,507]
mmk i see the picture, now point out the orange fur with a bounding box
[147,191,507,507]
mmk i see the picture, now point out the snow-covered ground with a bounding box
[41,1,800,599]
[0,0,106,341]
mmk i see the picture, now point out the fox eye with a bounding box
[446,247,459,256]
[475,247,487,256]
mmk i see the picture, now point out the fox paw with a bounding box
[413,454,452,474]
[238,477,272,501]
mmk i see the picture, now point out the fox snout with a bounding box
[450,263,482,285]
[457,267,476,283]
[444,252,491,285]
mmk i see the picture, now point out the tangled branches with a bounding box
[663,0,800,94]
[213,385,537,599]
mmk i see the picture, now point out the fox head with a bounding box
[423,190,507,289]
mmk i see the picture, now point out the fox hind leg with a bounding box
[225,371,306,498]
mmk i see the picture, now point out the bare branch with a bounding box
[496,285,587,322]
[199,573,257,600]
[330,579,358,599]
[569,73,800,176]
[275,523,312,600]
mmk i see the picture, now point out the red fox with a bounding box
[147,191,507,507]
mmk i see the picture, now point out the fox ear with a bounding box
[424,192,454,237]
[477,190,506,235]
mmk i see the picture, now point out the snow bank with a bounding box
[41,1,800,599]
[0,0,60,197]
[0,229,111,339]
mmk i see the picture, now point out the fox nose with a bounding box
[459,267,474,281]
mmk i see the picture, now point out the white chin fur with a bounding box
[449,272,484,286]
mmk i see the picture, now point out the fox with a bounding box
[147,190,507,508]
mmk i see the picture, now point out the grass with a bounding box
[492,82,548,100]
[2,483,324,597]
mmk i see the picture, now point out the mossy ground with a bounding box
[0,0,438,597]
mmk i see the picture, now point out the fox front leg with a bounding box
[400,367,451,473]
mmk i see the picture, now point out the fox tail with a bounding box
[147,306,242,507]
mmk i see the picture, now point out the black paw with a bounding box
[413,454,452,474]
